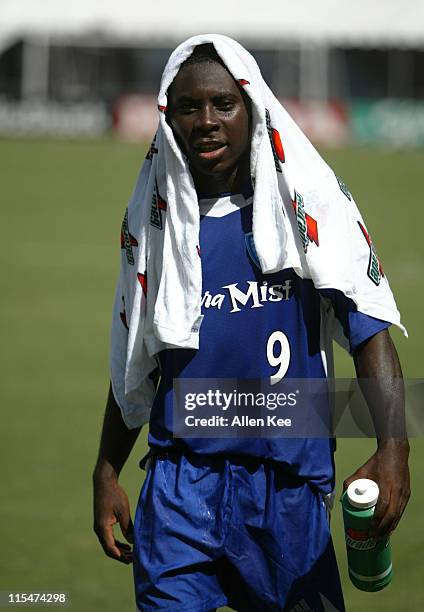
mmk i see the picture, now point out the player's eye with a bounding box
[177,100,199,114]
[215,98,236,111]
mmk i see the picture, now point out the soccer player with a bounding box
[93,37,410,611]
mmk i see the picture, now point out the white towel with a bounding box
[110,34,407,429]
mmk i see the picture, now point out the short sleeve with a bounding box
[320,288,391,353]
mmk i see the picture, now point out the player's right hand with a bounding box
[93,475,134,564]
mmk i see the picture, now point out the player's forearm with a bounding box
[353,329,408,447]
[93,383,142,482]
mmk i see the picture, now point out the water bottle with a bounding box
[341,478,392,591]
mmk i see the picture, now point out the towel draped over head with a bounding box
[110,33,406,429]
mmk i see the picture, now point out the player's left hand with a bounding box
[343,438,410,539]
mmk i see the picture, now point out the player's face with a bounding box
[167,61,251,191]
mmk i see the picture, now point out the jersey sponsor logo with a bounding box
[121,208,138,265]
[292,191,319,253]
[357,221,384,286]
[245,232,260,269]
[336,176,352,201]
[238,78,250,86]
[150,180,167,229]
[201,279,292,313]
[266,108,285,171]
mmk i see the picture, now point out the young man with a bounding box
[93,36,410,611]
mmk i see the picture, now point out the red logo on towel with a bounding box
[238,79,250,86]
[150,181,167,230]
[271,128,285,163]
[291,191,319,252]
[137,271,148,297]
[120,230,138,249]
[265,109,284,172]
[121,209,138,265]
[157,191,167,211]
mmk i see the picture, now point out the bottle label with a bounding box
[345,527,377,550]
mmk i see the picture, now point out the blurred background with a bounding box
[1,0,424,145]
[1,1,423,611]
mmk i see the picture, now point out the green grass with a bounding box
[1,138,423,611]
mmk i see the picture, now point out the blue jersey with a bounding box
[148,194,389,492]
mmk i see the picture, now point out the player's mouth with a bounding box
[194,141,228,160]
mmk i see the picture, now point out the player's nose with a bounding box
[196,103,219,132]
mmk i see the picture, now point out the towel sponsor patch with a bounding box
[191,314,204,333]
[266,108,285,171]
[292,191,319,253]
[358,221,384,285]
[150,181,167,229]
[121,208,138,265]
[146,134,158,160]
[336,176,352,201]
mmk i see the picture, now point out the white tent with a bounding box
[1,0,423,141]
[1,0,424,51]
[1,0,423,105]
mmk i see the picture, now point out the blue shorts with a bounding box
[133,452,345,612]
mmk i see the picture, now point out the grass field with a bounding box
[1,137,423,611]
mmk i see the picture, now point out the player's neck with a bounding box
[192,156,251,199]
